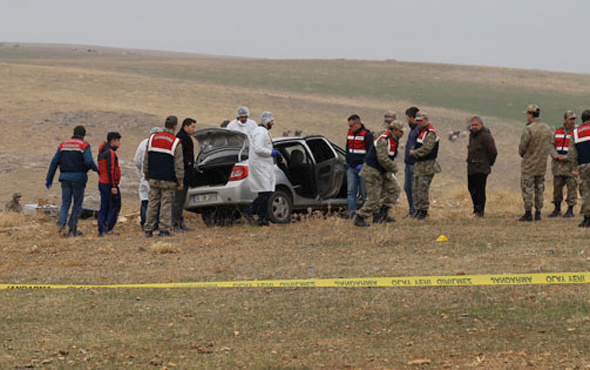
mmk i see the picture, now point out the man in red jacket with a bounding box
[97,132,122,237]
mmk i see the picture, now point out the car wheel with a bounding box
[202,207,241,227]
[201,209,216,227]
[267,189,292,224]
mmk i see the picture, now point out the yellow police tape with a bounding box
[1,272,588,290]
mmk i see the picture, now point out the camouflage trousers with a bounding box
[357,166,400,218]
[521,174,545,211]
[145,180,177,232]
[413,174,435,212]
[579,164,590,217]
[552,175,578,207]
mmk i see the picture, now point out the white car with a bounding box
[185,128,348,226]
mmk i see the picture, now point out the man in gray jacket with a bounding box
[518,105,553,221]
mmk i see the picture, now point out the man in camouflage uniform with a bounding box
[409,112,441,220]
[548,110,578,218]
[518,105,553,221]
[354,114,403,227]
[568,109,590,227]
[143,116,185,237]
[5,192,23,213]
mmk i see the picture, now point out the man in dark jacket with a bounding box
[345,114,373,218]
[97,132,122,237]
[172,118,197,231]
[46,125,98,237]
[144,116,185,237]
[403,106,420,218]
[466,116,498,217]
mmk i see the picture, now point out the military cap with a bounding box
[415,112,429,121]
[388,120,404,131]
[13,192,22,198]
[564,110,576,119]
[524,105,540,114]
[384,111,397,122]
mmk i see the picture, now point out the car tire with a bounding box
[201,209,216,227]
[267,189,292,224]
[202,207,240,227]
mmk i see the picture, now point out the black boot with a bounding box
[578,216,590,228]
[519,210,533,222]
[415,210,428,220]
[354,215,370,227]
[563,206,574,218]
[548,203,561,218]
[379,206,395,223]
[66,229,82,238]
[372,212,383,223]
[534,210,542,221]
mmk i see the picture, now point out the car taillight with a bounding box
[229,165,248,181]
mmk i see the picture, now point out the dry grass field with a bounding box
[1,44,590,369]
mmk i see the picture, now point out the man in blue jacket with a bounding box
[46,125,99,237]
[403,106,420,218]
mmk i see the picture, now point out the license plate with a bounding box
[193,193,217,203]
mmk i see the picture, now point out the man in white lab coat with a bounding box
[245,111,280,226]
[134,126,162,230]
[226,106,258,137]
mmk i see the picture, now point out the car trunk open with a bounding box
[191,128,249,187]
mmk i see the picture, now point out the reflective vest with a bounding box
[364,131,398,173]
[573,122,590,165]
[58,137,88,173]
[346,126,371,166]
[147,132,181,182]
[554,126,574,155]
[414,124,440,161]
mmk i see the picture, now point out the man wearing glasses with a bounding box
[548,110,578,218]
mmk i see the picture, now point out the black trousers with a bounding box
[172,186,188,228]
[247,191,273,220]
[468,173,488,215]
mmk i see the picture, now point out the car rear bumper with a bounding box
[185,179,256,210]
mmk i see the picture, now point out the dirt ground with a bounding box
[1,44,589,369]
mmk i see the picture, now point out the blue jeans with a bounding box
[140,200,148,228]
[347,166,367,216]
[98,183,121,234]
[57,180,86,231]
[404,164,415,214]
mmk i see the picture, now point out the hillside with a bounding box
[2,43,589,207]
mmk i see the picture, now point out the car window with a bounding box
[306,138,335,163]
[195,130,248,153]
[279,143,309,165]
[200,135,244,151]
